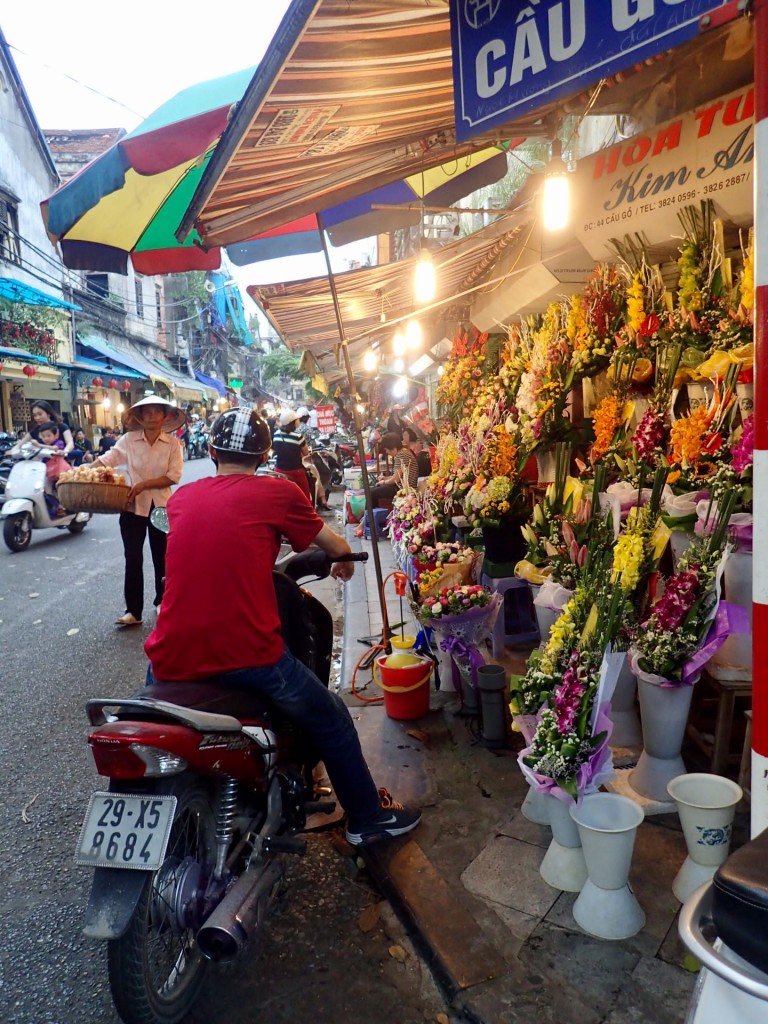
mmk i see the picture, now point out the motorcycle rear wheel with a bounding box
[107,776,217,1024]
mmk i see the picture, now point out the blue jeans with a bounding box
[146,650,381,823]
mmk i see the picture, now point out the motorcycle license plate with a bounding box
[74,793,177,870]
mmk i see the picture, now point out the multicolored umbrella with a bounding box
[40,66,255,275]
[226,146,509,265]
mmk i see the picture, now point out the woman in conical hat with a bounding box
[95,396,185,626]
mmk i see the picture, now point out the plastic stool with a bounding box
[481,573,540,659]
[363,507,390,540]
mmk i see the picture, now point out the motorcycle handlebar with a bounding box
[331,552,369,563]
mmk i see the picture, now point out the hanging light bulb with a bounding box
[392,331,406,357]
[117,402,125,413]
[414,246,436,304]
[102,395,111,409]
[393,358,405,373]
[393,376,409,398]
[437,365,444,377]
[405,319,422,351]
[363,347,379,372]
[542,138,570,232]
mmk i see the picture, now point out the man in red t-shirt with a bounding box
[144,408,420,847]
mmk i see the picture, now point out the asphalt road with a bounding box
[0,457,451,1024]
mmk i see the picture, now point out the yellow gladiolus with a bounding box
[581,603,598,641]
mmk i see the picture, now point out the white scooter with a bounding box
[1,443,90,552]
[679,829,768,1023]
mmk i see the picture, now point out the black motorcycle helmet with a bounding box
[209,408,272,456]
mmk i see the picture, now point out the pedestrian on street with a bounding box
[71,428,94,465]
[94,397,184,627]
[272,409,312,501]
[144,407,421,846]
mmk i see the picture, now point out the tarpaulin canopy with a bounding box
[77,336,175,386]
[0,345,48,363]
[0,276,80,310]
[58,356,147,380]
[194,370,227,397]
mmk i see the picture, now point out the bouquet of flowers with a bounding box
[666,369,738,490]
[515,303,577,448]
[419,585,503,705]
[518,583,625,800]
[462,416,531,529]
[630,491,745,684]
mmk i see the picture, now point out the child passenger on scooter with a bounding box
[33,421,69,516]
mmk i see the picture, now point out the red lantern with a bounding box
[108,378,119,390]
[92,376,103,387]
[122,380,131,391]
[23,364,36,377]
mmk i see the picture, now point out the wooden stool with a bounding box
[686,668,752,776]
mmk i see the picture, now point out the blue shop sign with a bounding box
[450,0,729,142]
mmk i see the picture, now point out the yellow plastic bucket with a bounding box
[390,635,417,654]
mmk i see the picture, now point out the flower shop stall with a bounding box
[374,183,760,918]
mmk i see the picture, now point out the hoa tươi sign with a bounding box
[574,85,753,260]
[450,0,730,142]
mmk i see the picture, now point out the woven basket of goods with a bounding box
[58,465,130,514]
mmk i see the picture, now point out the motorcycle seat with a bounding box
[142,681,275,723]
[712,826,768,973]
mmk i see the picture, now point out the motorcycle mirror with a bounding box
[150,507,170,534]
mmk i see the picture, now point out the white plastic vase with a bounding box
[570,793,646,940]
[608,655,642,749]
[534,604,560,645]
[714,549,753,672]
[669,530,696,562]
[535,450,557,484]
[736,382,754,417]
[686,381,713,412]
[521,783,551,826]
[539,792,587,892]
[667,772,743,902]
[629,675,699,803]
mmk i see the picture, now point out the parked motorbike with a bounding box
[75,528,368,1024]
[679,829,768,1024]
[1,444,91,551]
[310,443,342,494]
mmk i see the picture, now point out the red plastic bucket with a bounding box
[374,654,431,720]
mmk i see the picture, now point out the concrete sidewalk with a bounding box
[339,526,749,1024]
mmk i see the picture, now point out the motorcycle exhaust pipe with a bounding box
[196,859,284,963]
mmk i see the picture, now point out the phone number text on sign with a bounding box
[574,88,753,259]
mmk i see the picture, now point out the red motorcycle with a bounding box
[75,545,367,1024]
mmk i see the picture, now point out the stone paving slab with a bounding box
[461,834,560,919]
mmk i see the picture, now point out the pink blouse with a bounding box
[99,431,183,517]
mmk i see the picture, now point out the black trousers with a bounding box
[118,511,167,618]
[370,482,398,508]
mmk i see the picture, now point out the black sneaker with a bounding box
[345,789,421,846]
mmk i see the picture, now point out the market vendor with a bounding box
[370,431,418,507]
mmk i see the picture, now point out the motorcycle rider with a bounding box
[297,406,331,512]
[144,407,421,847]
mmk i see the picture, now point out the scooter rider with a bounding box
[144,407,421,847]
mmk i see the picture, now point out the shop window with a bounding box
[155,284,162,328]
[86,273,109,298]
[135,278,144,319]
[0,191,21,265]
